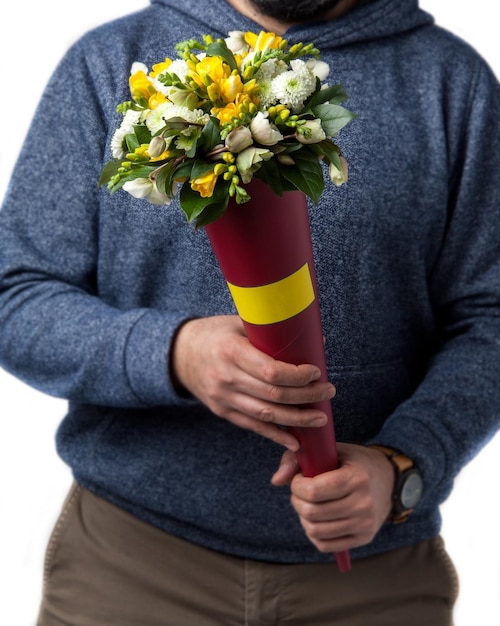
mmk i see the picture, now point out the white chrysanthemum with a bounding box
[256,59,287,81]
[254,60,286,109]
[256,80,277,109]
[271,59,317,112]
[145,102,209,135]
[110,109,143,159]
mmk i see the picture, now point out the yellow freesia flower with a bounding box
[244,31,283,52]
[190,170,218,197]
[189,56,228,89]
[150,58,172,78]
[213,102,240,124]
[148,149,171,162]
[148,92,167,109]
[129,70,155,100]
[212,93,256,124]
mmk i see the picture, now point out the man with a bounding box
[0,0,499,624]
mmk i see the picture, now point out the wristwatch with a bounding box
[370,445,424,524]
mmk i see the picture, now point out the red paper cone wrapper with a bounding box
[205,178,351,572]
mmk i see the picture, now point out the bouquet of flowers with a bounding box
[99,30,355,226]
[101,30,355,572]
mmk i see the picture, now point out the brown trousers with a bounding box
[37,484,459,626]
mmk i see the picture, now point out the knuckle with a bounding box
[266,383,283,403]
[260,361,282,385]
[306,524,323,540]
[256,405,275,423]
[300,502,318,521]
[302,481,322,502]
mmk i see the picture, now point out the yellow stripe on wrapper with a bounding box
[227,263,315,325]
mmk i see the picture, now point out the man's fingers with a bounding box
[271,450,301,485]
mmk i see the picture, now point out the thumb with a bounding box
[271,450,301,486]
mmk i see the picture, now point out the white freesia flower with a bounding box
[271,59,317,112]
[146,102,209,135]
[250,112,284,146]
[297,119,326,144]
[123,178,172,204]
[236,147,273,183]
[225,31,248,55]
[111,109,143,159]
[306,58,330,81]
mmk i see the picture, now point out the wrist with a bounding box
[169,319,196,397]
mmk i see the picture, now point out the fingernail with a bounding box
[311,415,328,426]
[310,367,321,381]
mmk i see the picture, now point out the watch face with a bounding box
[400,470,423,509]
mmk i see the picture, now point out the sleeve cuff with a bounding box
[124,309,198,407]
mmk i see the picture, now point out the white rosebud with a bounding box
[328,156,348,186]
[148,136,167,158]
[297,119,326,144]
[225,126,254,153]
[250,112,284,146]
[306,58,330,82]
[123,178,171,204]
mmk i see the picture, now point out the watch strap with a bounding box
[370,445,416,524]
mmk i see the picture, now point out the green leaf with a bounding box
[98,160,122,187]
[312,103,357,136]
[195,194,230,228]
[254,159,284,197]
[190,159,215,180]
[200,116,221,152]
[165,117,191,130]
[179,179,230,225]
[125,133,140,153]
[206,40,238,72]
[179,184,211,222]
[133,124,152,145]
[173,160,193,180]
[154,161,176,197]
[310,139,342,169]
[302,82,348,115]
[280,149,325,203]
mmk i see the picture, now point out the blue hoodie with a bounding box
[0,0,499,563]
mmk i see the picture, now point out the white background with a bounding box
[1,1,499,624]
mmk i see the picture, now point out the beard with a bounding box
[247,0,344,22]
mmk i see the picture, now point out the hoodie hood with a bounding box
[149,0,434,49]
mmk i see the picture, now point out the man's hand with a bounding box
[171,315,336,451]
[272,443,394,552]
